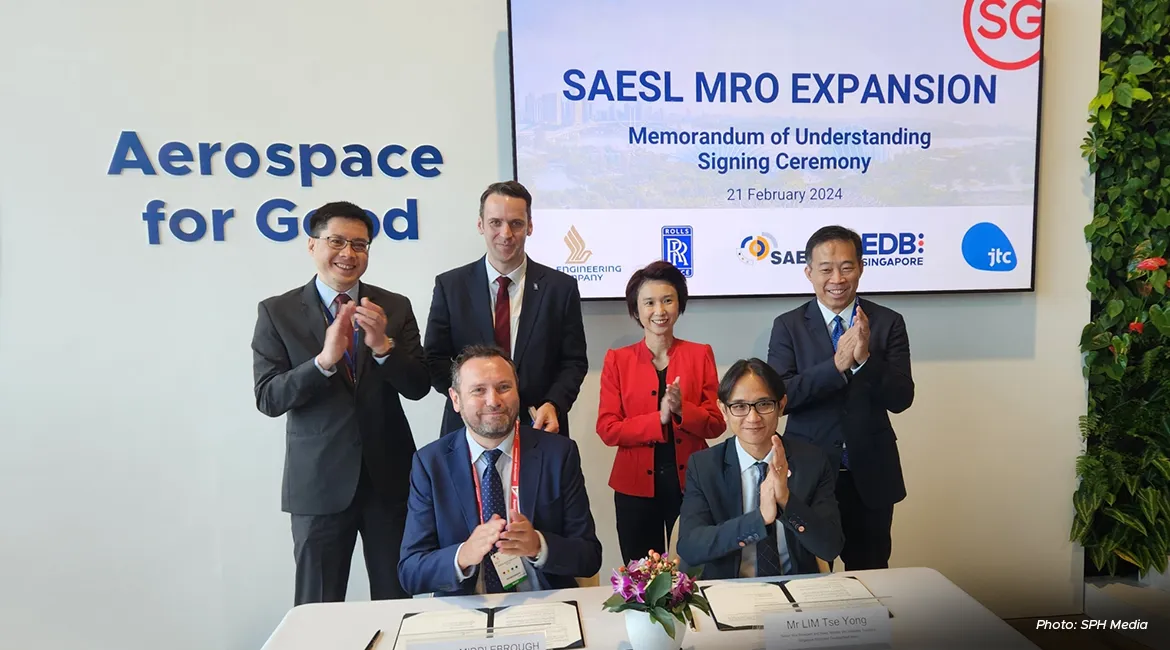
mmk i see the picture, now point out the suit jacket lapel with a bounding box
[518,428,542,521]
[803,300,835,361]
[719,441,745,576]
[466,258,497,345]
[300,279,327,351]
[513,261,546,367]
[445,431,480,536]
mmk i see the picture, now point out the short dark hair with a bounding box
[717,358,787,405]
[450,344,517,391]
[479,181,532,221]
[804,225,862,265]
[308,201,375,239]
[624,260,689,325]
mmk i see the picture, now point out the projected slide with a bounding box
[508,0,1043,298]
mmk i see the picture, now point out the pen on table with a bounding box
[362,629,382,650]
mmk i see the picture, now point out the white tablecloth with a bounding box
[261,567,1038,650]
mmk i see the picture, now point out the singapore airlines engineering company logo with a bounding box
[564,226,593,264]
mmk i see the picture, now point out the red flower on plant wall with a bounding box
[1136,257,1167,271]
[1129,322,1145,335]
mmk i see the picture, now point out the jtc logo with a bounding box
[961,222,1017,272]
[964,0,1043,71]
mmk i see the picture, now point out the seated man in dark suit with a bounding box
[398,344,603,596]
[678,359,843,578]
[423,180,588,437]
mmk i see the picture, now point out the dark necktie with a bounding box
[494,276,512,356]
[754,461,784,577]
[831,315,851,469]
[831,315,845,350]
[480,448,509,593]
[333,294,355,383]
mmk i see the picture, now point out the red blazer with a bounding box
[597,338,726,497]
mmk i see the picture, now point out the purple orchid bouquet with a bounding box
[602,551,712,639]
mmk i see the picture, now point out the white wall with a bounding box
[0,1,1096,649]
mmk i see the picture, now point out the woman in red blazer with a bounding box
[597,261,726,564]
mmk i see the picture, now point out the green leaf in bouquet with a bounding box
[650,606,676,639]
[644,572,672,607]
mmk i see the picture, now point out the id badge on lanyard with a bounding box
[472,421,527,589]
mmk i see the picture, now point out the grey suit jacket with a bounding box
[251,277,431,515]
[677,435,844,578]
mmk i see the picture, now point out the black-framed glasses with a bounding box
[315,235,370,253]
[726,399,779,417]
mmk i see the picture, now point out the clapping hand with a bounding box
[660,376,682,425]
[317,300,358,369]
[852,306,870,365]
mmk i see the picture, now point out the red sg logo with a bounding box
[964,0,1043,70]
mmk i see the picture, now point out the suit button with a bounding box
[676,439,682,445]
[651,390,657,395]
[678,464,684,470]
[646,470,653,475]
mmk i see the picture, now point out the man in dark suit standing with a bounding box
[424,181,588,437]
[678,359,843,578]
[767,225,914,570]
[398,344,602,596]
[252,200,431,605]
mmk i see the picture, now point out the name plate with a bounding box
[405,633,546,650]
[764,605,891,649]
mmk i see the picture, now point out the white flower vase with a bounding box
[624,609,686,650]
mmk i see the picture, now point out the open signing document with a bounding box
[703,577,883,630]
[392,602,583,650]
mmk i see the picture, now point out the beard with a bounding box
[468,408,517,439]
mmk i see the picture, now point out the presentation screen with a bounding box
[507,0,1043,299]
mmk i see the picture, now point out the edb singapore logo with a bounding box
[962,222,1017,271]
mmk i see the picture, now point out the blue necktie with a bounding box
[754,462,784,577]
[480,448,508,593]
[830,316,851,469]
[830,315,845,350]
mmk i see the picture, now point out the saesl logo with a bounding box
[737,233,807,266]
[860,232,925,267]
[961,222,1017,271]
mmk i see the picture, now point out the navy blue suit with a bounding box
[398,425,603,596]
[767,297,914,570]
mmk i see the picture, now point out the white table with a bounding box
[261,567,1038,650]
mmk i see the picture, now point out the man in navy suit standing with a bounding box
[398,344,602,596]
[424,181,588,437]
[767,225,915,570]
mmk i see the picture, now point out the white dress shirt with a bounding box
[734,437,794,577]
[453,428,548,593]
[312,276,389,376]
[486,256,526,359]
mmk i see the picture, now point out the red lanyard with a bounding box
[470,421,521,523]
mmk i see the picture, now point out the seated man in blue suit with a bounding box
[677,359,843,578]
[399,344,603,595]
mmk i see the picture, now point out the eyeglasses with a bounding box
[726,399,779,417]
[314,235,370,253]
